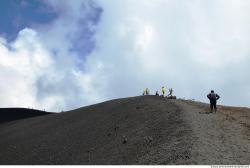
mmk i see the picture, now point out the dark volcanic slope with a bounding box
[0,96,192,164]
[0,96,249,165]
[0,108,52,124]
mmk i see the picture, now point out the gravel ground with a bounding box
[174,100,250,165]
[0,96,249,165]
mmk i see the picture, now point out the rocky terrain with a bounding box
[0,96,249,165]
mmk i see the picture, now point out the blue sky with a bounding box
[0,0,102,57]
[0,0,58,41]
[1,0,250,111]
[0,0,104,111]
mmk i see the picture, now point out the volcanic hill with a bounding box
[0,96,249,165]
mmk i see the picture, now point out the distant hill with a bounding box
[0,96,249,165]
[0,108,52,124]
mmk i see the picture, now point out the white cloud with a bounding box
[85,0,250,107]
[0,28,57,110]
[1,0,250,111]
[0,28,103,112]
[0,1,105,112]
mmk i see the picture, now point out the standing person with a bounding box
[155,91,159,96]
[161,86,166,97]
[146,88,150,95]
[168,88,173,97]
[207,90,220,113]
[143,89,146,96]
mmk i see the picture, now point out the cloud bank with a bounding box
[1,0,250,111]
[86,0,250,107]
[0,1,103,111]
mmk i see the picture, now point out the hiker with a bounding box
[145,88,150,95]
[168,88,173,97]
[207,90,220,113]
[155,91,159,96]
[161,86,166,97]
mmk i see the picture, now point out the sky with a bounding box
[1,0,250,112]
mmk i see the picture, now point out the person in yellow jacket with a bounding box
[161,86,166,97]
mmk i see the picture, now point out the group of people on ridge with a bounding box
[143,86,173,97]
[143,87,221,113]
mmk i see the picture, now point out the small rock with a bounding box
[107,132,112,137]
[122,135,128,144]
[144,136,153,143]
[136,106,140,110]
[114,126,119,131]
[87,147,95,153]
[148,137,153,143]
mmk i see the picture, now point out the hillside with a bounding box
[0,96,249,165]
[0,108,52,124]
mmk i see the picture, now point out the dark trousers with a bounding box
[210,102,217,112]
